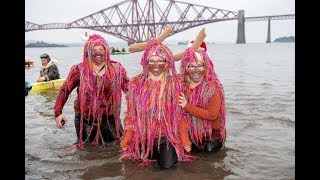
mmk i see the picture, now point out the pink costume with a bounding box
[180,48,226,149]
[54,34,129,148]
[120,38,193,166]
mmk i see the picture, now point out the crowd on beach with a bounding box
[29,26,227,169]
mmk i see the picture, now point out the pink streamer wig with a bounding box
[77,34,124,147]
[140,39,177,76]
[120,39,194,164]
[180,48,227,149]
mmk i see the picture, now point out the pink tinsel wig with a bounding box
[140,41,177,76]
[82,34,110,69]
[77,34,124,147]
[180,48,216,84]
[180,47,227,147]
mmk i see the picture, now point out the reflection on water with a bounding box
[25,43,295,179]
[26,134,233,179]
[31,90,59,119]
[37,91,59,102]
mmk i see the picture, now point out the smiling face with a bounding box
[40,58,49,66]
[147,55,167,77]
[91,44,106,65]
[186,60,205,84]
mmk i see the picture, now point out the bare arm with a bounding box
[127,26,173,53]
[173,28,207,61]
[173,51,185,62]
[190,28,206,50]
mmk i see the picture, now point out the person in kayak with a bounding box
[36,54,60,82]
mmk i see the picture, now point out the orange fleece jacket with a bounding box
[178,89,222,147]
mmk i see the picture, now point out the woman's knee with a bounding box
[204,140,223,152]
[157,142,178,169]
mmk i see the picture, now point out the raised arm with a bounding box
[173,28,207,61]
[127,26,173,53]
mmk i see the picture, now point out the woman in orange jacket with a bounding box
[178,41,226,153]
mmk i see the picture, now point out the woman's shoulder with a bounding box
[66,64,81,74]
[71,63,81,70]
[126,74,144,91]
[206,80,216,87]
[109,60,128,71]
[130,73,144,82]
[109,59,122,67]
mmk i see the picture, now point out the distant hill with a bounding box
[273,36,295,43]
[24,40,128,47]
[25,41,67,48]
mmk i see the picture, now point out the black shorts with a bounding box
[74,113,120,144]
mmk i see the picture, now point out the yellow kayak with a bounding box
[29,78,65,93]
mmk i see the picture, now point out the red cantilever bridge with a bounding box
[25,0,295,44]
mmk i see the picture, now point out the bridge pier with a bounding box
[266,18,271,43]
[236,10,246,44]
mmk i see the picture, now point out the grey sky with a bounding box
[25,0,295,43]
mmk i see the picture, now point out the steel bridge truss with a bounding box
[25,0,238,42]
[245,14,295,22]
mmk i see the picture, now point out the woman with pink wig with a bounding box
[54,34,129,148]
[177,34,227,153]
[119,27,206,168]
[120,26,185,168]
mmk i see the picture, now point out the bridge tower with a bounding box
[236,10,246,44]
[266,18,271,43]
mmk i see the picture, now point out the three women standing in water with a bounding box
[119,26,226,168]
[54,26,226,169]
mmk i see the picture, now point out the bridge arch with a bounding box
[26,0,294,44]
